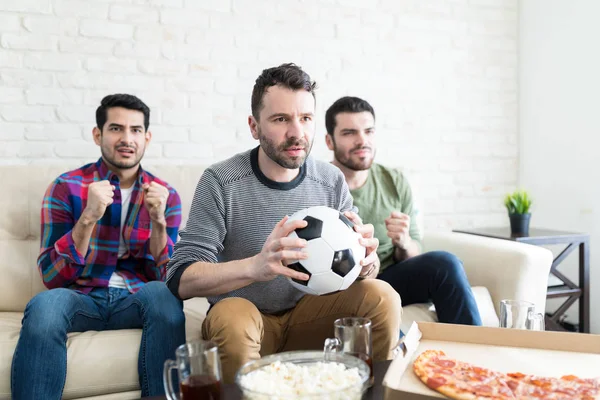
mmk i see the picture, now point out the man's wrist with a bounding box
[151,217,167,229]
[245,255,258,282]
[393,244,405,263]
[79,210,97,227]
[395,236,412,250]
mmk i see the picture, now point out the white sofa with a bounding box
[0,164,553,399]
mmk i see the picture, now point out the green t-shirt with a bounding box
[350,163,422,271]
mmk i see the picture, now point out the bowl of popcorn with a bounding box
[235,351,371,400]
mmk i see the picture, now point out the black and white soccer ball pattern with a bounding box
[286,206,366,295]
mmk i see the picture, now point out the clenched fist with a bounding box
[142,182,169,224]
[385,211,411,249]
[83,178,115,222]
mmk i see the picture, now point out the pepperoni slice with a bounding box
[561,375,579,381]
[426,376,447,389]
[472,384,493,394]
[433,368,453,376]
[433,358,456,368]
[468,372,488,382]
[531,378,552,388]
[470,366,495,378]
[507,380,520,392]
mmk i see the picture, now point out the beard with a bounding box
[333,144,375,171]
[258,128,313,169]
[101,144,145,170]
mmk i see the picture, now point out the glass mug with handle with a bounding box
[163,340,222,400]
[324,317,374,386]
[500,299,545,331]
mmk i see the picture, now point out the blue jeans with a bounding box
[11,281,186,399]
[378,251,482,326]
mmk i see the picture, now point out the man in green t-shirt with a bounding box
[325,96,482,326]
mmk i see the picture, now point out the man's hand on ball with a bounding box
[386,211,411,249]
[252,216,310,282]
[359,261,378,279]
[344,211,380,279]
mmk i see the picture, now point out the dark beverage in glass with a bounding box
[164,340,223,400]
[180,375,221,400]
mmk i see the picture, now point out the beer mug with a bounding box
[324,317,374,386]
[500,299,545,331]
[163,340,222,400]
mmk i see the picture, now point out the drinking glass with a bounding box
[163,340,222,400]
[500,299,545,331]
[324,317,374,386]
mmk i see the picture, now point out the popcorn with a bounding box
[238,361,364,400]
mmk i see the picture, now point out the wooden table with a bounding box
[453,227,590,333]
[145,360,391,399]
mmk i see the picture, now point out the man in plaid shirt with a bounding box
[11,94,185,399]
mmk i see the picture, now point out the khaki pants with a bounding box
[202,279,402,383]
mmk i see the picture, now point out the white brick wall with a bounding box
[0,0,519,230]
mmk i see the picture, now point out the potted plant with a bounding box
[504,189,532,235]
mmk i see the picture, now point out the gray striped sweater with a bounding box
[166,146,355,314]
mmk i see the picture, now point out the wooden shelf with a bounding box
[546,285,582,299]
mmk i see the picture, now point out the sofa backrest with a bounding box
[0,164,205,312]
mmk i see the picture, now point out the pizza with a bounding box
[413,349,600,400]
[413,349,517,399]
[507,372,600,399]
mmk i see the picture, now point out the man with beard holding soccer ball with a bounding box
[166,64,401,384]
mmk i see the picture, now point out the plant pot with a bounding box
[509,213,531,236]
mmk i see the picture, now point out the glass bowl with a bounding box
[235,351,370,400]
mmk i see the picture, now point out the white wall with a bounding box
[520,0,600,333]
[0,0,519,231]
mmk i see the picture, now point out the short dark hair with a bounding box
[325,96,375,135]
[95,94,150,132]
[251,63,317,120]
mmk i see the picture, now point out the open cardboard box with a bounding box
[383,322,600,399]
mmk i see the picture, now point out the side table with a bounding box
[453,227,590,333]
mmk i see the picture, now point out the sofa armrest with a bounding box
[422,232,553,317]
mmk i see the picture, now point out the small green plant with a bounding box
[504,189,532,215]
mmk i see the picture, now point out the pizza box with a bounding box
[383,321,600,399]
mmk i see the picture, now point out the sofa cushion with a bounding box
[0,312,140,399]
[471,286,501,327]
[0,298,209,399]
[0,240,46,312]
[400,304,437,334]
[183,297,210,341]
[63,330,141,399]
[0,312,21,399]
[399,286,500,333]
[0,167,32,241]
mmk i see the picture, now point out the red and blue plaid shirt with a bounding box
[38,158,182,293]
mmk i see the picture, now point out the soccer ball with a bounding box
[286,206,366,295]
